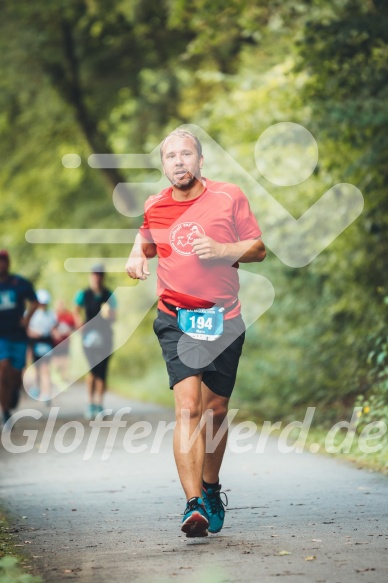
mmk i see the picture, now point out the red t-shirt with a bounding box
[53,311,76,345]
[139,178,262,319]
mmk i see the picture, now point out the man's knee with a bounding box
[174,375,203,420]
[175,391,203,421]
[204,396,229,424]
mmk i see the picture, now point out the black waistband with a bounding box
[161,298,238,315]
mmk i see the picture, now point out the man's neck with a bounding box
[171,178,206,202]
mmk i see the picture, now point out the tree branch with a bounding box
[58,17,135,210]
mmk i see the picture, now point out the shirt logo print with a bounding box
[0,290,17,310]
[169,222,205,256]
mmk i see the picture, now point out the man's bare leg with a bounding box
[86,373,96,403]
[9,368,22,409]
[0,359,12,418]
[201,382,230,484]
[39,362,51,402]
[173,374,205,501]
[199,382,230,534]
[94,378,106,406]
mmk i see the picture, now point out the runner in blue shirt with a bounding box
[0,250,38,426]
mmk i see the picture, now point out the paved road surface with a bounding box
[1,386,387,583]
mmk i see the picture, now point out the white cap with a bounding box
[37,289,51,305]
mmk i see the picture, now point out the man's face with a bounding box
[162,136,203,190]
[90,272,104,287]
[0,257,9,277]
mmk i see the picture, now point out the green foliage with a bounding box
[297,0,388,262]
[355,320,388,432]
[0,557,42,583]
[0,0,387,431]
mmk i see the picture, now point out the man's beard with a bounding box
[170,171,199,191]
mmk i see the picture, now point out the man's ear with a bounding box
[199,155,204,169]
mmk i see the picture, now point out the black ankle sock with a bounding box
[203,479,220,490]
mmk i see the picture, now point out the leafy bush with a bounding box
[0,557,42,583]
[355,316,388,438]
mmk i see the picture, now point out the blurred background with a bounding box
[0,0,387,439]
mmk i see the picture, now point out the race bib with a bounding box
[177,308,224,341]
[34,342,52,357]
[82,330,104,349]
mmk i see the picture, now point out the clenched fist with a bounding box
[191,233,226,260]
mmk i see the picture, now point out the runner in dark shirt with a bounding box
[0,250,38,426]
[74,264,117,420]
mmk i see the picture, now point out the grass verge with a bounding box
[236,408,388,475]
[299,425,388,475]
[110,373,388,475]
[0,511,43,582]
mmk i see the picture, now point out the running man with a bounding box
[74,264,117,420]
[52,299,76,382]
[27,289,58,403]
[125,130,266,537]
[0,249,38,427]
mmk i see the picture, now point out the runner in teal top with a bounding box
[74,264,117,420]
[0,249,38,427]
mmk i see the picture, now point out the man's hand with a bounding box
[20,316,30,329]
[193,234,266,263]
[20,300,38,329]
[125,255,151,280]
[26,328,40,339]
[126,233,154,280]
[192,233,226,260]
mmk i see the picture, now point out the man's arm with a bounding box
[192,234,266,263]
[73,290,85,328]
[20,300,38,329]
[73,304,84,329]
[126,233,157,280]
[101,305,116,322]
[101,292,118,322]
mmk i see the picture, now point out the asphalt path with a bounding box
[0,386,387,583]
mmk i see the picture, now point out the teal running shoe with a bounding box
[28,386,40,400]
[202,485,228,533]
[181,497,209,538]
[84,404,95,420]
[3,410,11,424]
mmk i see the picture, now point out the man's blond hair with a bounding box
[160,129,202,160]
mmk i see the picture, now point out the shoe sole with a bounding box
[181,511,209,538]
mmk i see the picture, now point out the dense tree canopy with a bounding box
[1,0,387,424]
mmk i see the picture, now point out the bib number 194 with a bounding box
[189,315,213,330]
[177,308,224,341]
